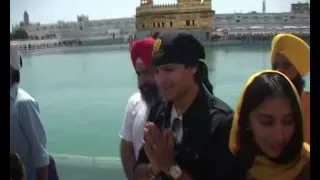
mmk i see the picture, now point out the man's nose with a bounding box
[138,75,148,84]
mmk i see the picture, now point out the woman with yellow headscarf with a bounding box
[270,34,310,144]
[228,70,310,180]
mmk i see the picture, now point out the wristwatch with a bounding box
[167,165,182,180]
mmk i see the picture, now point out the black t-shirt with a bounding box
[135,87,237,180]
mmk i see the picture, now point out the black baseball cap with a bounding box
[152,31,205,67]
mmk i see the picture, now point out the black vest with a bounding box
[136,86,233,179]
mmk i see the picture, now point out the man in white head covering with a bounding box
[10,43,53,180]
[10,43,22,117]
[10,44,22,68]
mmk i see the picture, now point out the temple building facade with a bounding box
[13,11,136,43]
[12,2,309,43]
[291,2,309,13]
[135,0,214,41]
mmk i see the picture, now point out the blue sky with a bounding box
[10,0,305,27]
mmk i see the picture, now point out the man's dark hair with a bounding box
[12,70,20,84]
[185,61,213,94]
[235,72,303,170]
[151,32,160,39]
[290,74,305,96]
[10,153,26,180]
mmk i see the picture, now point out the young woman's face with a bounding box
[249,96,295,158]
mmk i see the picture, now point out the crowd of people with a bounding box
[120,31,310,180]
[10,31,310,180]
[212,32,310,44]
[18,40,83,52]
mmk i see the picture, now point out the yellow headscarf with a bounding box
[229,70,310,180]
[271,34,310,77]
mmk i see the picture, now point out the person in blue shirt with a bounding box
[10,43,51,180]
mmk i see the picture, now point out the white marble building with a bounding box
[13,1,309,42]
[214,2,309,29]
[214,12,310,29]
[15,12,136,41]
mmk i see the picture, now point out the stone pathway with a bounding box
[53,154,126,180]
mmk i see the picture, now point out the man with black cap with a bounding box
[134,31,233,180]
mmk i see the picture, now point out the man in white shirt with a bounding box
[119,38,160,180]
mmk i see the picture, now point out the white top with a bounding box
[119,92,149,160]
[170,107,183,144]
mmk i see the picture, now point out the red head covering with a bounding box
[130,38,154,68]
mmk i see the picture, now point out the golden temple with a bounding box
[135,0,214,41]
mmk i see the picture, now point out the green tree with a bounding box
[11,28,29,40]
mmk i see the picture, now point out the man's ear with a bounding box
[191,66,197,76]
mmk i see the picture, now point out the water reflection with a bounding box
[21,54,33,66]
[18,45,130,58]
[204,48,217,86]
[304,72,310,92]
[80,56,89,74]
[205,48,216,72]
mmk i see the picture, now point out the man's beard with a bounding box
[291,74,305,96]
[139,84,159,104]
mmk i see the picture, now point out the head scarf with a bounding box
[271,34,310,77]
[10,43,22,71]
[130,38,154,68]
[229,70,310,180]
